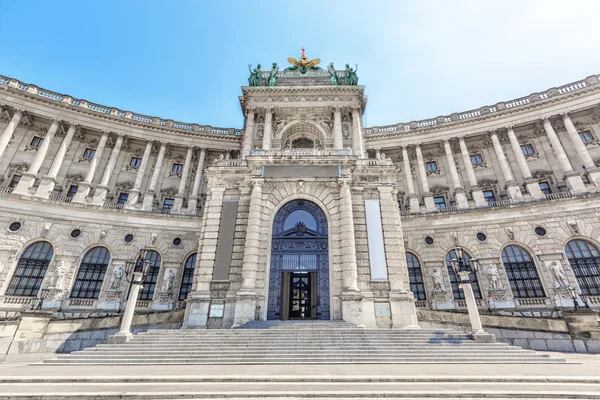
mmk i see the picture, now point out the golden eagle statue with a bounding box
[285,47,322,74]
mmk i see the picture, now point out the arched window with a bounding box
[406,252,426,300]
[565,239,600,296]
[501,245,545,298]
[445,249,482,300]
[178,253,197,301]
[7,241,54,297]
[138,250,161,301]
[71,247,111,299]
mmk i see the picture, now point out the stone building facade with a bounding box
[0,68,598,330]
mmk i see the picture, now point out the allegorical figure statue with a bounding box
[162,269,176,293]
[328,63,339,85]
[550,261,570,288]
[344,63,359,85]
[109,267,124,291]
[432,267,446,292]
[267,63,279,87]
[248,64,262,86]
[487,265,502,290]
[48,259,66,288]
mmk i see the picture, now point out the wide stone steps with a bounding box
[43,322,567,365]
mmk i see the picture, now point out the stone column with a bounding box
[173,145,194,212]
[333,107,343,150]
[542,118,587,193]
[414,144,435,211]
[378,187,420,329]
[125,140,153,208]
[142,142,168,211]
[262,108,273,151]
[13,119,60,195]
[443,139,469,209]
[0,110,24,162]
[489,130,523,200]
[338,181,363,326]
[506,127,545,200]
[72,130,109,203]
[457,136,486,207]
[351,107,365,158]
[563,113,600,188]
[242,109,255,157]
[34,124,78,199]
[401,145,419,213]
[91,133,125,205]
[186,147,206,213]
[233,180,263,327]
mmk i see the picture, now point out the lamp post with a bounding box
[109,248,151,344]
[449,247,486,336]
[32,288,51,311]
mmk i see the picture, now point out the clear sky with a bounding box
[2,1,599,129]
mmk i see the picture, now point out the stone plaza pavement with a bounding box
[0,352,599,399]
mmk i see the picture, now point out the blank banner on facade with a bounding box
[213,200,238,281]
[262,165,340,178]
[364,200,388,280]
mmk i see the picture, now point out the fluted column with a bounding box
[91,133,125,205]
[542,118,587,193]
[173,145,194,212]
[414,144,435,211]
[125,140,153,208]
[489,130,522,201]
[142,141,167,210]
[401,145,419,213]
[186,147,206,213]
[333,107,343,150]
[242,109,255,157]
[506,127,544,200]
[443,139,469,209]
[13,119,60,196]
[72,130,109,203]
[233,180,263,327]
[351,107,364,158]
[563,113,600,188]
[34,124,78,199]
[0,110,24,162]
[458,136,486,207]
[262,108,273,151]
[339,181,359,291]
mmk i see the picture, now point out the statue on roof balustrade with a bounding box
[344,64,359,85]
[248,64,263,86]
[328,63,339,85]
[267,63,279,87]
[285,47,322,74]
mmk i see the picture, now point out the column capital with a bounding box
[560,112,572,121]
[457,135,466,141]
[350,106,361,114]
[245,107,256,117]
[264,106,274,114]
[13,109,26,118]
[541,116,552,125]
[332,105,342,113]
[251,179,263,189]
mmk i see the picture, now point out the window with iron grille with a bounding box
[501,245,545,298]
[8,174,21,188]
[470,154,484,165]
[521,144,535,156]
[117,192,129,205]
[66,185,78,198]
[30,136,44,148]
[6,241,54,297]
[539,181,551,195]
[483,190,496,203]
[433,196,446,208]
[172,163,183,174]
[82,148,95,160]
[445,249,482,300]
[565,239,600,296]
[579,130,594,144]
[178,253,197,301]
[426,161,437,171]
[163,198,175,210]
[129,157,142,168]
[138,250,161,301]
[70,247,110,299]
[406,252,426,300]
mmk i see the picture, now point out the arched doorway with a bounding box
[267,199,329,320]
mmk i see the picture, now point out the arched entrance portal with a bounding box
[267,199,329,320]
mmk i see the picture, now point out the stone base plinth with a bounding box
[72,181,92,204]
[107,332,132,344]
[389,290,420,329]
[182,291,211,329]
[585,167,600,189]
[33,175,57,199]
[142,191,155,211]
[564,172,588,194]
[90,185,109,206]
[524,178,545,200]
[423,194,436,212]
[232,289,257,328]
[471,188,487,207]
[125,189,141,209]
[472,332,496,343]
[407,194,420,213]
[12,173,36,196]
[505,181,523,201]
[341,290,364,327]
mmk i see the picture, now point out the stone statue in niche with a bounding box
[487,265,502,290]
[48,259,66,288]
[342,125,350,139]
[108,267,124,291]
[432,268,445,292]
[162,269,176,293]
[550,261,570,288]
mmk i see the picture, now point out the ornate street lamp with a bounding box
[109,248,151,343]
[449,247,487,337]
[32,287,51,311]
[566,286,591,311]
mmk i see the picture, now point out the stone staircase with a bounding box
[43,321,567,365]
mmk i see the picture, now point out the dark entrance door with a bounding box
[289,272,311,319]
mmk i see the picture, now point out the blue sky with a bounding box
[2,1,599,129]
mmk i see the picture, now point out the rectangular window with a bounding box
[426,161,437,172]
[579,130,594,143]
[129,157,142,168]
[172,163,183,174]
[163,198,175,210]
[8,174,21,188]
[470,154,484,165]
[66,185,78,198]
[539,181,551,195]
[483,190,496,203]
[82,148,95,159]
[30,136,44,148]
[521,144,535,155]
[117,192,129,205]
[433,196,446,208]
